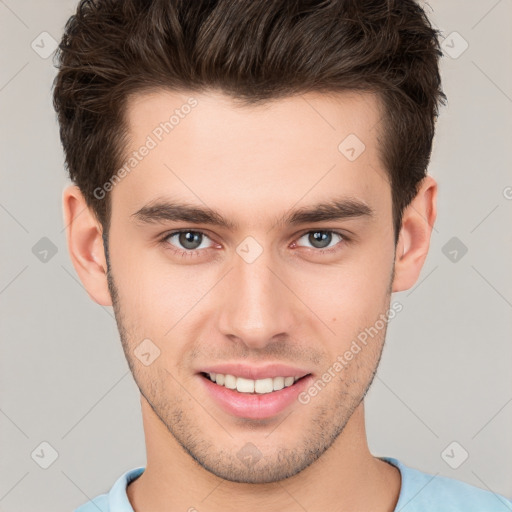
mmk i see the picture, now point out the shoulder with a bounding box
[73,467,145,512]
[381,457,512,512]
[74,493,108,512]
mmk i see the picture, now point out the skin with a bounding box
[63,89,436,512]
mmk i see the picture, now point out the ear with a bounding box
[392,175,437,292]
[62,185,112,306]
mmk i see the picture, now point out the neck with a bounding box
[127,398,401,512]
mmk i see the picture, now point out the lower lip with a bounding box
[198,373,313,420]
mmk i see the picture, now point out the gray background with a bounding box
[0,1,511,511]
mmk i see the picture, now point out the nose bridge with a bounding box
[218,246,295,349]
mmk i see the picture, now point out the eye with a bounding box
[162,230,214,256]
[295,230,345,251]
[160,228,348,259]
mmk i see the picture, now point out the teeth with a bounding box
[273,376,285,391]
[207,373,304,394]
[236,377,254,393]
[224,374,237,390]
[254,378,273,394]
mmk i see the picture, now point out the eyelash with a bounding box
[159,229,350,259]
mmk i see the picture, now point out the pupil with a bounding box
[180,231,201,249]
[310,231,331,249]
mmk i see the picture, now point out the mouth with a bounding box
[197,370,314,420]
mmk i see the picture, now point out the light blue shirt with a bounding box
[74,457,512,511]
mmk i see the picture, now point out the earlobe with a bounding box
[62,185,113,306]
[392,175,437,293]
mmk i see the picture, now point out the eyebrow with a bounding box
[131,196,374,230]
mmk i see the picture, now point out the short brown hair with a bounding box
[53,0,446,243]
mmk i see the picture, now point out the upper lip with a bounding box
[198,363,312,380]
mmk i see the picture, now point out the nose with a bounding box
[218,247,298,350]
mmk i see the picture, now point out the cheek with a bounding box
[116,260,212,347]
[294,251,393,322]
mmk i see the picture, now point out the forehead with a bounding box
[111,88,390,228]
[124,88,384,146]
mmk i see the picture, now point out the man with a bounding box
[53,0,511,511]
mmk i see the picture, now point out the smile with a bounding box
[203,372,305,395]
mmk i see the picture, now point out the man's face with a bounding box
[106,89,396,483]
